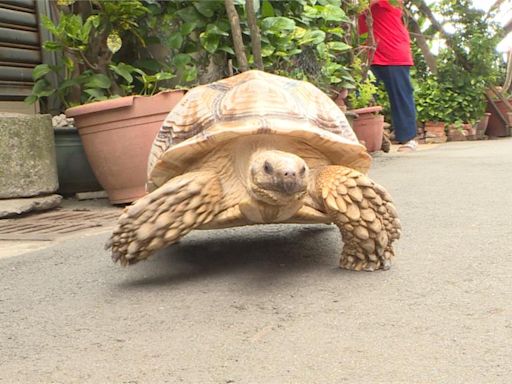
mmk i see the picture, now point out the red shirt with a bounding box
[358,0,413,66]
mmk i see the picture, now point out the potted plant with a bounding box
[344,56,384,152]
[52,114,101,195]
[26,1,186,204]
[414,77,450,143]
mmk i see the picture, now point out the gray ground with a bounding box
[1,139,511,383]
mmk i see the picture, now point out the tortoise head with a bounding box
[249,150,309,205]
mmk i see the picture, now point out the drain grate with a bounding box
[0,209,121,241]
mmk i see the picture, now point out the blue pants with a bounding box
[371,65,417,143]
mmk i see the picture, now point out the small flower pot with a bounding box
[476,113,491,139]
[349,106,384,152]
[486,98,512,137]
[424,121,447,143]
[54,127,101,195]
[447,126,467,141]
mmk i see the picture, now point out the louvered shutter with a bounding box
[0,0,43,101]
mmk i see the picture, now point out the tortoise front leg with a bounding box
[312,166,401,271]
[106,171,224,266]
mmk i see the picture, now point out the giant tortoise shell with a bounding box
[108,70,401,272]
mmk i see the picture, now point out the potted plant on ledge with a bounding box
[27,0,185,204]
[345,58,384,152]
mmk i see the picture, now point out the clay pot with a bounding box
[65,90,185,204]
[54,127,101,195]
[486,98,512,137]
[350,106,384,152]
[424,121,446,137]
[477,113,491,132]
[447,126,467,141]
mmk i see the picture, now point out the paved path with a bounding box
[1,139,511,383]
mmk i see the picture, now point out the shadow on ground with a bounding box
[117,224,347,289]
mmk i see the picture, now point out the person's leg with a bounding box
[371,65,417,144]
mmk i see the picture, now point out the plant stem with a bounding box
[245,0,263,70]
[224,0,248,72]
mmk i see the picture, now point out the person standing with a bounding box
[359,0,418,151]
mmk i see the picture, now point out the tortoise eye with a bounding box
[300,166,306,176]
[264,161,273,174]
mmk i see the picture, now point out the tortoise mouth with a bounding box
[249,182,307,206]
[254,178,308,196]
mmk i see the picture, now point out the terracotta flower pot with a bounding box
[423,121,447,144]
[477,112,491,132]
[486,98,512,137]
[424,121,446,137]
[65,90,185,204]
[447,126,467,141]
[349,106,384,152]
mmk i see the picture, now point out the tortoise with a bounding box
[107,70,401,271]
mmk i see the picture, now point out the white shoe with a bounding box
[397,139,417,152]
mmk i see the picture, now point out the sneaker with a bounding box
[397,139,418,152]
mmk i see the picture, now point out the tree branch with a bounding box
[412,0,472,71]
[224,0,248,72]
[404,8,437,74]
[245,0,263,70]
[362,9,376,80]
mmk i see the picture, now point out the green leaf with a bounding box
[63,56,74,71]
[58,78,80,91]
[326,41,351,51]
[261,0,275,17]
[84,74,111,89]
[32,79,55,97]
[81,17,93,43]
[172,53,192,67]
[155,72,175,81]
[303,5,321,19]
[218,46,235,55]
[199,32,220,54]
[193,2,217,17]
[261,17,296,33]
[32,64,52,80]
[291,27,306,40]
[88,15,100,29]
[84,88,106,100]
[298,30,325,45]
[326,27,345,38]
[205,23,229,36]
[133,59,160,73]
[180,22,197,35]
[24,95,38,105]
[260,45,275,57]
[316,42,326,56]
[110,63,134,83]
[176,6,200,23]
[168,32,183,49]
[183,65,197,82]
[41,15,58,36]
[42,41,62,51]
[321,5,348,22]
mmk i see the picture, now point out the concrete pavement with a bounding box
[1,139,511,383]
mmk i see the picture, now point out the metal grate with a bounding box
[0,209,120,241]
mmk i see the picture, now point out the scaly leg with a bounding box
[106,171,223,266]
[313,166,401,271]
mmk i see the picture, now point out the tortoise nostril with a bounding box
[284,171,296,177]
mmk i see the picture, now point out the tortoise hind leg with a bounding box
[313,166,401,271]
[106,171,223,266]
